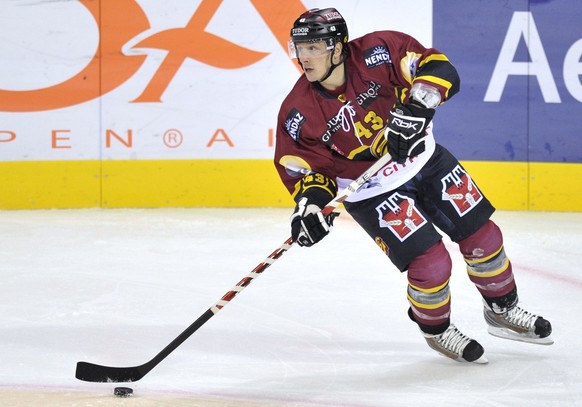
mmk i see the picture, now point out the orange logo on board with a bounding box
[0,0,305,112]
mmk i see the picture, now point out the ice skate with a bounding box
[423,324,488,364]
[484,302,553,345]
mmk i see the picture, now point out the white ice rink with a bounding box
[1,207,581,406]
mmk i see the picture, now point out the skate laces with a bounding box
[436,325,473,355]
[504,307,537,330]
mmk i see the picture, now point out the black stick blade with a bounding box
[75,361,149,383]
[75,309,216,383]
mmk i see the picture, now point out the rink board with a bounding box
[1,160,580,211]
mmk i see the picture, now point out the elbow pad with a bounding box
[410,82,441,109]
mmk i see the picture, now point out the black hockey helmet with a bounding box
[290,8,348,45]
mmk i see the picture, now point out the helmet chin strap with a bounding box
[317,52,341,83]
[317,44,346,84]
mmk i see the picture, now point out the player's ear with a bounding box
[333,43,343,62]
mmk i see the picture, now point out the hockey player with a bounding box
[274,8,553,363]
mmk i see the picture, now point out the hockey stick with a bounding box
[75,153,392,383]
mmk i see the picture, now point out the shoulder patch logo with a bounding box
[364,45,392,68]
[284,108,306,141]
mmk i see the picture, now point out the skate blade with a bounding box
[435,351,489,364]
[471,355,489,364]
[487,326,554,345]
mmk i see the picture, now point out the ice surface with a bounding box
[0,208,580,406]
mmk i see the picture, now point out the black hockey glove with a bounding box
[290,197,338,247]
[386,102,435,164]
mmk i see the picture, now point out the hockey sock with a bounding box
[407,240,452,334]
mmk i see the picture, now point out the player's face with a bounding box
[295,41,333,82]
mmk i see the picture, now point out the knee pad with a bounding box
[458,220,502,260]
[407,240,452,289]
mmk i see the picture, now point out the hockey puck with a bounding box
[113,387,133,397]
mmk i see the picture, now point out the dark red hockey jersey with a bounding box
[274,30,460,203]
